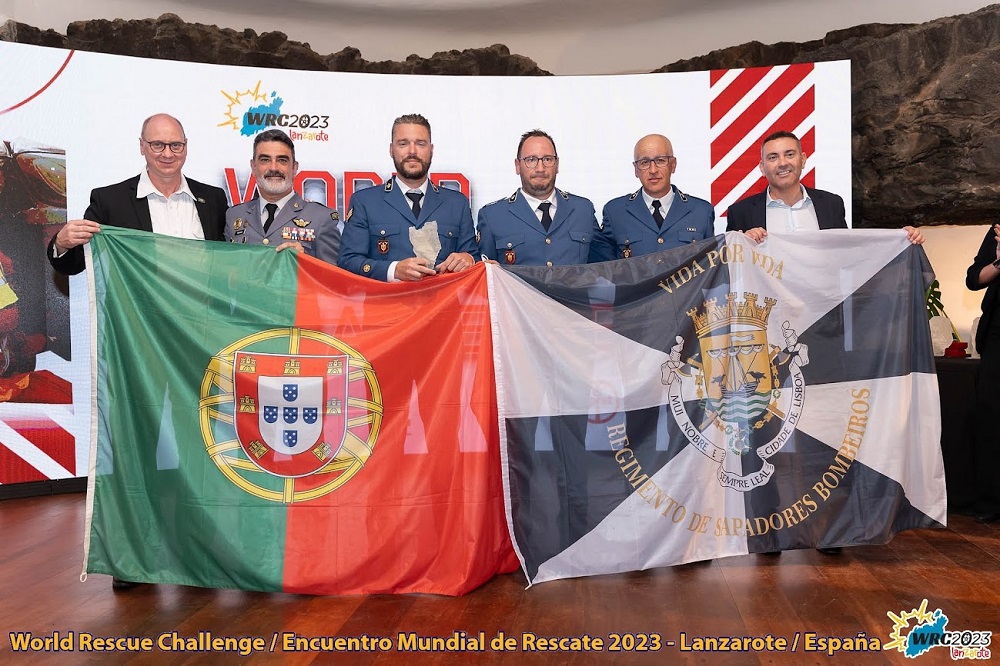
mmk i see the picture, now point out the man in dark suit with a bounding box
[726,130,923,244]
[48,113,227,275]
[600,133,715,258]
[477,129,613,266]
[337,113,476,281]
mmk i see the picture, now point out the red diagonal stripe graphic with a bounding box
[710,67,771,125]
[2,417,76,477]
[711,63,814,166]
[711,88,815,207]
[0,444,47,484]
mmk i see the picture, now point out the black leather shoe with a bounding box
[816,547,842,555]
[111,577,139,590]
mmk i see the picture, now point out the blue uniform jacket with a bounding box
[477,189,613,267]
[338,179,476,280]
[226,192,340,265]
[599,185,716,258]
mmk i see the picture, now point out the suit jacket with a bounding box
[226,192,340,265]
[48,174,228,275]
[725,187,847,232]
[966,226,1000,355]
[337,179,476,280]
[477,189,613,267]
[599,185,716,258]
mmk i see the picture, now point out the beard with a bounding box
[394,156,430,182]
[256,171,293,198]
[520,172,555,197]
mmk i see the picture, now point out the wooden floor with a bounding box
[1,493,998,665]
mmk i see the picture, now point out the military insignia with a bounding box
[384,180,394,192]
[476,231,481,245]
[293,218,310,228]
[558,188,570,200]
[661,290,809,492]
[293,201,301,209]
[282,227,316,242]
[622,243,632,259]
[628,190,641,201]
[507,191,518,203]
[377,238,390,254]
[362,263,371,273]
[346,207,354,223]
[197,197,206,204]
[504,248,516,265]
[431,182,440,193]
[233,218,246,231]
[331,211,339,221]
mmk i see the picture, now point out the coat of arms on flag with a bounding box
[663,292,809,491]
[199,327,382,504]
[233,351,349,478]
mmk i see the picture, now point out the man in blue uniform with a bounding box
[477,129,613,267]
[600,134,716,258]
[226,129,340,264]
[337,113,476,281]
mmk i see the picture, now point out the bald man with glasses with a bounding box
[599,133,716,259]
[48,113,228,275]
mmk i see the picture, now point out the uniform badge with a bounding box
[377,238,390,254]
[346,207,354,223]
[233,218,246,231]
[622,243,632,259]
[505,248,516,265]
[331,211,339,221]
[362,263,371,273]
[293,218,310,228]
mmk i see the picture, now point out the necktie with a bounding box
[406,191,423,219]
[262,202,278,234]
[538,202,553,232]
[652,200,664,229]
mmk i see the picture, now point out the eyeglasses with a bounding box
[519,155,558,168]
[633,155,674,170]
[142,139,187,153]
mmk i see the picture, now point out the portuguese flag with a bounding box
[83,228,517,595]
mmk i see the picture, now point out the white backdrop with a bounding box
[0,41,851,482]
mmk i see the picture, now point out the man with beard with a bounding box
[226,129,340,263]
[477,129,612,266]
[337,113,476,281]
[48,113,228,275]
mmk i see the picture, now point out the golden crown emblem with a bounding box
[687,292,776,336]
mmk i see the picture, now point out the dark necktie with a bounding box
[538,202,553,232]
[652,200,664,229]
[262,202,278,234]
[406,191,423,219]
